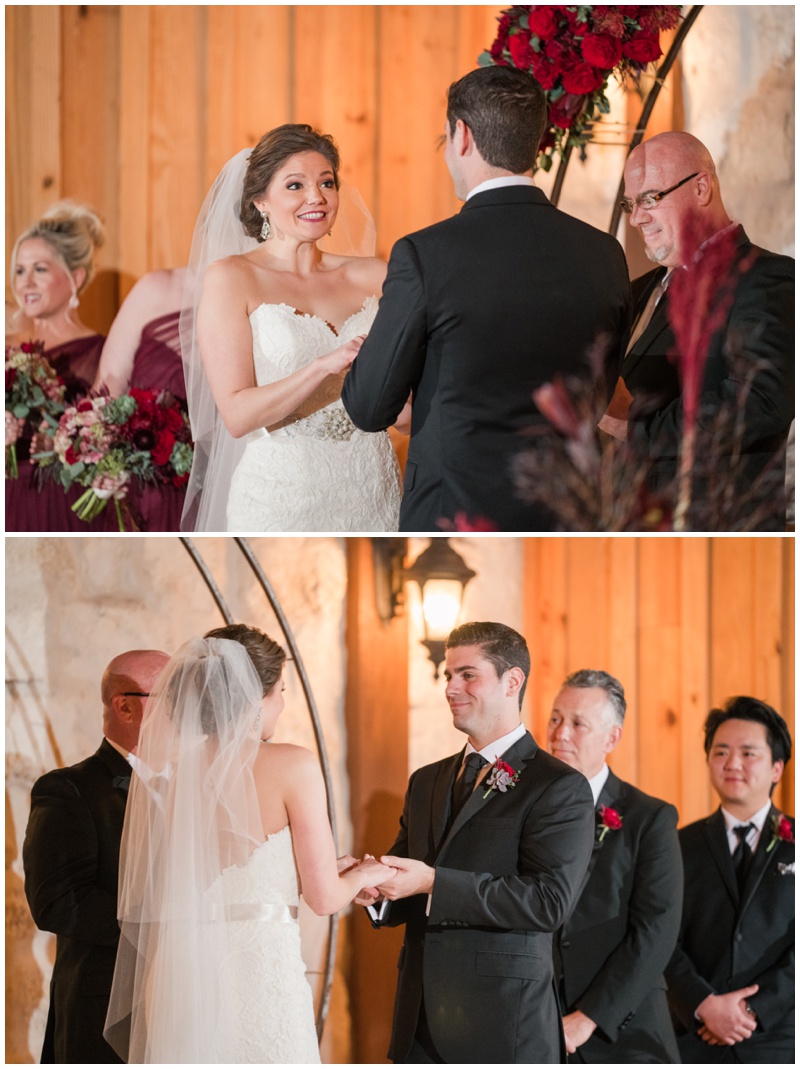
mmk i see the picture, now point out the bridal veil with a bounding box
[104,636,266,1063]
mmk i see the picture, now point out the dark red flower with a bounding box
[65,445,78,465]
[562,62,605,95]
[600,805,623,830]
[172,472,189,487]
[133,428,157,451]
[528,7,561,40]
[438,511,499,532]
[508,31,534,69]
[6,367,18,390]
[548,94,585,130]
[777,817,794,843]
[622,33,662,63]
[151,430,176,467]
[581,33,623,70]
[638,7,682,34]
[77,399,94,413]
[531,52,558,90]
[590,8,626,38]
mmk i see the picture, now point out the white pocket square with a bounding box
[777,862,795,875]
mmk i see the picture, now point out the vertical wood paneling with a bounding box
[779,541,794,814]
[5,6,62,292]
[205,6,292,189]
[61,6,120,332]
[118,7,152,299]
[638,539,682,810]
[524,539,568,741]
[148,7,202,270]
[565,539,609,670]
[605,538,638,785]
[678,539,713,821]
[295,7,378,212]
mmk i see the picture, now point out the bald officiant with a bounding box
[547,670,682,1062]
[23,649,170,1063]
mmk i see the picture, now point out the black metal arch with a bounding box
[179,536,338,1041]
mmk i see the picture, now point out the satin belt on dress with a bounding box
[206,902,299,923]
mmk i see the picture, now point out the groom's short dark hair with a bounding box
[447,66,547,174]
[446,621,530,708]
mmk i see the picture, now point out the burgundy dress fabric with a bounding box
[126,310,187,532]
[5,333,121,532]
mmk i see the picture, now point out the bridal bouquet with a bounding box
[480,5,683,170]
[5,341,67,478]
[35,388,193,529]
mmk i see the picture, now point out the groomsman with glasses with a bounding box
[665,697,794,1063]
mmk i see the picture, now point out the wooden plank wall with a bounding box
[6,4,500,333]
[524,537,795,825]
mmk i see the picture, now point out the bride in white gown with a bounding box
[104,625,394,1063]
[180,124,404,532]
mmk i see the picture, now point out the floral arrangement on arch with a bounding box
[33,388,193,530]
[480,5,683,170]
[5,341,67,478]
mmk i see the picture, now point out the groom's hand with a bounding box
[378,856,435,899]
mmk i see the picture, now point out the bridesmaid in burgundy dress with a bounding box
[93,267,188,531]
[5,201,119,532]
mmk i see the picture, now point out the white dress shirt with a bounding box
[586,763,611,806]
[721,798,772,853]
[466,175,536,201]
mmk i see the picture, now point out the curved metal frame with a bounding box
[179,536,338,1041]
[547,6,704,225]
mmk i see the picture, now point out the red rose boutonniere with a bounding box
[597,804,623,842]
[482,758,521,799]
[766,813,794,853]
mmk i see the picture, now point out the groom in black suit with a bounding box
[361,622,595,1063]
[342,66,630,532]
[23,648,169,1063]
[546,670,682,1063]
[665,697,794,1063]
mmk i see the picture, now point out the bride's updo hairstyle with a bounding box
[239,123,341,242]
[11,200,105,295]
[204,622,287,697]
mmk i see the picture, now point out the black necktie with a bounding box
[452,753,487,815]
[732,823,754,892]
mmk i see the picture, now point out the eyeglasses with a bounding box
[619,172,700,214]
[121,692,150,698]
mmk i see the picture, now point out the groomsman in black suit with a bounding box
[547,670,682,1062]
[601,131,794,529]
[23,648,169,1063]
[360,622,595,1063]
[342,65,630,532]
[665,696,794,1063]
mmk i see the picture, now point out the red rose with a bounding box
[530,52,558,91]
[65,445,78,465]
[494,11,511,45]
[172,472,189,487]
[77,399,94,412]
[562,62,604,95]
[777,816,794,843]
[581,33,622,70]
[497,759,515,776]
[622,33,662,63]
[528,7,560,40]
[548,93,585,130]
[508,31,534,69]
[162,407,185,433]
[600,805,623,830]
[6,367,18,390]
[151,430,175,467]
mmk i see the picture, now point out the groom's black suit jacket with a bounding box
[554,770,682,1063]
[342,185,630,532]
[376,731,595,1063]
[621,227,794,529]
[665,805,795,1063]
[23,739,129,1063]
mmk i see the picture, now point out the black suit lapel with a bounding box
[702,809,739,905]
[581,771,626,891]
[435,733,537,861]
[622,272,670,374]
[738,804,780,912]
[430,750,465,858]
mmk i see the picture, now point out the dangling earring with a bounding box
[259,211,272,241]
[68,292,80,310]
[327,227,333,238]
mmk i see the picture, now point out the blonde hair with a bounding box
[11,200,105,298]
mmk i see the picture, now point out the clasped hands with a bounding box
[338,853,435,905]
[695,985,759,1046]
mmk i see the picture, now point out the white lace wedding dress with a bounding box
[227,296,402,531]
[212,825,321,1063]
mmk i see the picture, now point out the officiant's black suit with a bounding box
[23,739,129,1063]
[342,185,630,532]
[665,805,795,1063]
[622,227,794,529]
[375,730,595,1063]
[555,770,682,1063]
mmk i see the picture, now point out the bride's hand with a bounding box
[318,335,366,376]
[357,856,397,888]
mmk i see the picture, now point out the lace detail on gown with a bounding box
[227,296,402,532]
[212,826,320,1063]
